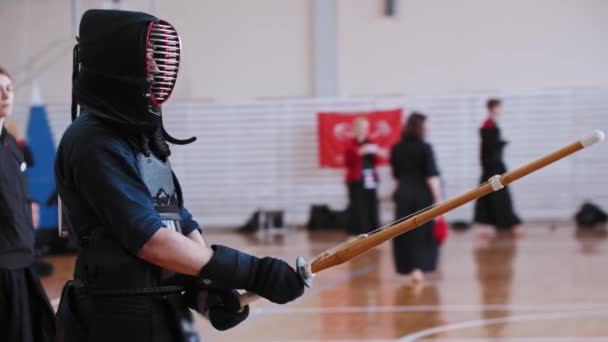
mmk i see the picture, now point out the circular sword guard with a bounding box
[296,256,314,288]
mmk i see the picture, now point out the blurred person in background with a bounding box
[473,98,523,238]
[5,120,54,277]
[344,117,383,235]
[390,112,443,284]
[0,66,55,342]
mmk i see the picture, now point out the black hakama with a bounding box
[0,267,55,342]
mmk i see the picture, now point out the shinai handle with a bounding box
[238,130,604,308]
[239,291,261,307]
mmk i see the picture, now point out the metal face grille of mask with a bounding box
[146,20,181,106]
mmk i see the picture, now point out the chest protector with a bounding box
[74,152,184,292]
[137,153,182,233]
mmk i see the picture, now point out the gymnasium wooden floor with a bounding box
[42,223,608,341]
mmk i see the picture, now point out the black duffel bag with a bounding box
[575,202,608,228]
[307,204,345,231]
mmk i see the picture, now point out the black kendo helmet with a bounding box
[72,9,195,145]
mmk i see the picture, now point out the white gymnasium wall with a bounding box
[3,0,608,102]
[11,87,608,227]
[337,0,608,96]
[156,0,312,101]
[0,0,74,105]
[1,0,312,105]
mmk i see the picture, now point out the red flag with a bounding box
[317,109,403,168]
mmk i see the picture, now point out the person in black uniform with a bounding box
[343,117,383,235]
[473,98,523,237]
[0,67,55,342]
[54,10,304,342]
[390,112,443,284]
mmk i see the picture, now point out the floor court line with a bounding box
[262,338,608,342]
[397,309,608,342]
[256,303,608,315]
[263,340,396,342]
[417,338,608,342]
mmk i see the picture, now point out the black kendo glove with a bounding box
[199,245,305,304]
[184,287,249,331]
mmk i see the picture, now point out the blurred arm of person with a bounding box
[30,201,40,229]
[375,145,389,159]
[390,144,400,180]
[358,143,377,155]
[358,142,389,158]
[424,143,442,204]
[427,176,443,204]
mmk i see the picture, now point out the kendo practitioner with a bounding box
[55,9,304,342]
[390,112,442,284]
[473,98,523,237]
[0,67,56,342]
